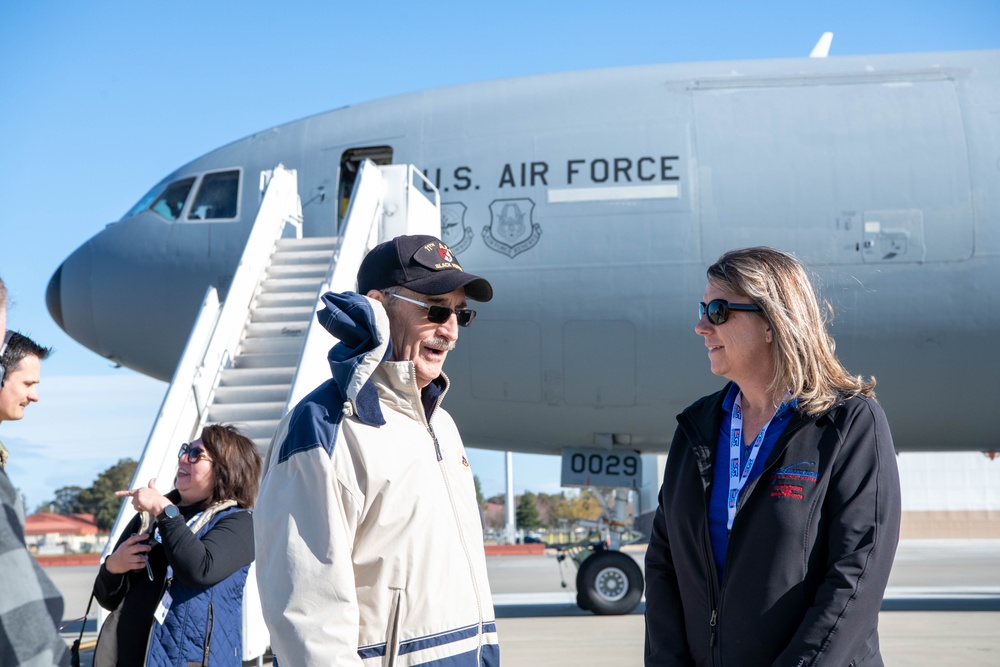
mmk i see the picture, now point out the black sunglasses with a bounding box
[390,293,477,327]
[699,299,762,325]
[178,442,212,463]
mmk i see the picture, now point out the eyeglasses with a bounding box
[178,442,212,463]
[390,293,477,327]
[699,299,762,325]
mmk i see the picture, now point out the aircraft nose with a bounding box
[46,241,102,356]
[45,264,64,330]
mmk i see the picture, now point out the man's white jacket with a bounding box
[254,291,499,666]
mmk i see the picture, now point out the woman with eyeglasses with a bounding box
[644,247,901,667]
[93,424,261,666]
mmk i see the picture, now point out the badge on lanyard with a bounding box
[154,590,172,625]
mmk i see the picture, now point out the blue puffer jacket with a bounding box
[146,506,248,667]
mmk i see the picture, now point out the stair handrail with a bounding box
[380,164,441,239]
[284,159,385,408]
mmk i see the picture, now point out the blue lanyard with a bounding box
[727,392,788,530]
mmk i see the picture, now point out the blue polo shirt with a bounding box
[707,383,797,583]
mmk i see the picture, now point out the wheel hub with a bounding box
[594,566,628,602]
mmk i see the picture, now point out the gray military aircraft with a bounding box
[47,47,1000,614]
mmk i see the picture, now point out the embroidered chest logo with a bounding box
[769,461,818,500]
[461,455,470,469]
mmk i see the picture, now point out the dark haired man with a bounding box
[255,235,499,666]
[0,332,52,430]
[0,329,70,666]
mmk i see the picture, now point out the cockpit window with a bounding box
[150,177,196,221]
[188,170,240,220]
[125,179,167,218]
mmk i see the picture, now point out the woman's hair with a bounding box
[707,247,875,415]
[200,424,262,508]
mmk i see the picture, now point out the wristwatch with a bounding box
[157,504,180,522]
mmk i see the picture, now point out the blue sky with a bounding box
[1,1,998,509]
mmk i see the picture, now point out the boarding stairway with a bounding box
[101,160,443,662]
[207,235,337,449]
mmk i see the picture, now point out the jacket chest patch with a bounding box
[460,454,470,469]
[768,461,818,500]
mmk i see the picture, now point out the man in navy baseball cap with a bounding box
[359,234,492,389]
[358,234,493,302]
[254,236,501,665]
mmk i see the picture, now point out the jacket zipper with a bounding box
[681,413,724,663]
[419,373,486,658]
[201,601,214,666]
[704,403,820,666]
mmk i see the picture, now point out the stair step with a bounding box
[218,367,296,386]
[233,352,299,369]
[271,249,334,264]
[276,236,337,251]
[254,291,317,307]
[229,419,283,441]
[207,402,286,423]
[239,336,303,355]
[251,306,315,323]
[245,321,309,337]
[265,264,328,279]
[259,277,328,293]
[213,384,289,404]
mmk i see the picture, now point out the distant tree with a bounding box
[34,501,59,514]
[568,489,604,523]
[76,458,137,530]
[473,474,485,507]
[53,485,85,514]
[484,501,506,531]
[533,491,572,527]
[34,485,85,515]
[516,491,541,531]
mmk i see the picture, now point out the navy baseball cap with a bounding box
[357,235,493,302]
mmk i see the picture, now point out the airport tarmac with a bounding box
[51,539,999,666]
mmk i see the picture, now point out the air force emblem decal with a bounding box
[483,198,541,258]
[441,202,473,254]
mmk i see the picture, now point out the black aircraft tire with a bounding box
[575,551,643,615]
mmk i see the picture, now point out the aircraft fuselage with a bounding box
[48,50,1000,453]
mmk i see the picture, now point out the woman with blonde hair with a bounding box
[645,247,901,666]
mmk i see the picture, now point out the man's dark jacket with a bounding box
[644,384,901,667]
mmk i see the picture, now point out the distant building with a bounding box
[24,512,108,554]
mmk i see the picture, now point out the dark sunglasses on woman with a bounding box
[699,299,762,325]
[178,442,212,463]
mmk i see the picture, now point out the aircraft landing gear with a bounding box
[575,549,644,615]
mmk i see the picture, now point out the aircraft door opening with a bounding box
[338,146,393,231]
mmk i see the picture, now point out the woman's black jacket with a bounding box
[644,384,901,667]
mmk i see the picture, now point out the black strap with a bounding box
[77,592,95,644]
[69,592,95,667]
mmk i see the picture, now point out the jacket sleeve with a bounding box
[254,420,364,666]
[644,434,696,667]
[0,476,71,667]
[158,510,254,586]
[774,399,901,666]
